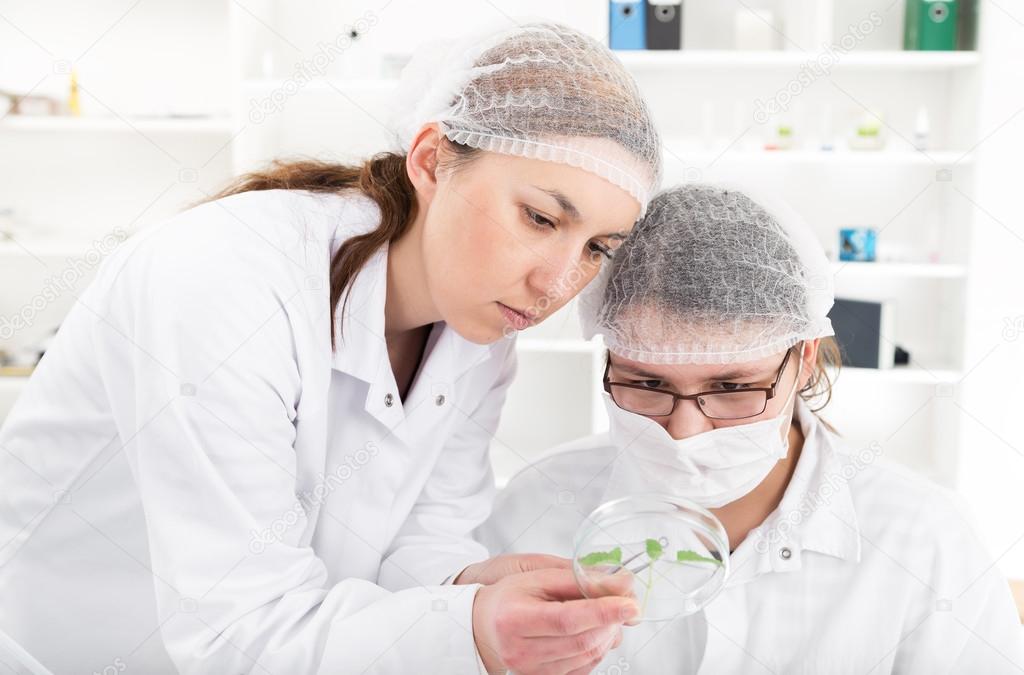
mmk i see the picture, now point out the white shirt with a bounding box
[477,398,1024,673]
[0,189,515,673]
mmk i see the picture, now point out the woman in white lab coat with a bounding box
[477,185,1024,673]
[0,24,661,675]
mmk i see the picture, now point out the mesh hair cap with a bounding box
[580,184,835,364]
[389,23,662,216]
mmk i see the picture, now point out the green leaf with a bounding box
[645,538,664,560]
[676,549,723,567]
[579,546,622,566]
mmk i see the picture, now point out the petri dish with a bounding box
[572,494,730,622]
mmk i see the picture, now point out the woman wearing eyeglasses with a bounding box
[477,185,1024,673]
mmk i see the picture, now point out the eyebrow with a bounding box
[708,365,768,381]
[531,185,581,222]
[611,361,771,382]
[609,361,668,380]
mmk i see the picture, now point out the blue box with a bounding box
[610,1,646,50]
[839,227,877,262]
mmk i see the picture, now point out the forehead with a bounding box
[485,154,641,228]
[608,349,787,381]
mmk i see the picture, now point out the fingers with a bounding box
[587,569,636,599]
[463,554,574,586]
[539,628,620,675]
[515,553,572,573]
[611,624,624,650]
[516,624,618,663]
[519,567,589,601]
[520,596,639,637]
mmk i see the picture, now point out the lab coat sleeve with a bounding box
[93,234,484,674]
[378,341,517,591]
[892,489,1024,673]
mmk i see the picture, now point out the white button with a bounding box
[779,547,792,560]
[384,393,394,407]
[435,394,445,406]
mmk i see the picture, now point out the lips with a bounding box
[497,302,534,331]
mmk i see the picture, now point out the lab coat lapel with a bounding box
[330,241,494,447]
[384,323,496,447]
[730,399,863,584]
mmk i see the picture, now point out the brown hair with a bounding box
[200,25,662,351]
[203,145,478,349]
[800,336,843,432]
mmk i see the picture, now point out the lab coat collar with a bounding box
[329,239,494,427]
[735,397,863,581]
[599,397,863,585]
[330,243,391,384]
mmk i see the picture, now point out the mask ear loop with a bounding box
[772,343,805,446]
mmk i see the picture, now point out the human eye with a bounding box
[588,240,613,259]
[628,379,665,390]
[710,381,753,392]
[522,205,555,231]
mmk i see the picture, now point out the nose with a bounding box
[663,398,715,440]
[527,241,593,306]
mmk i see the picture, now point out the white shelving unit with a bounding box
[0,0,1003,502]
[0,0,236,411]
[615,49,982,70]
[0,115,233,134]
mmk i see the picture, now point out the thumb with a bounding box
[512,554,572,574]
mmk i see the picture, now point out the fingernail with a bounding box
[621,604,640,622]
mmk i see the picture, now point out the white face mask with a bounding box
[604,358,802,509]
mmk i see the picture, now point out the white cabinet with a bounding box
[0,2,1014,525]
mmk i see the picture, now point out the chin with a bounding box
[444,314,506,345]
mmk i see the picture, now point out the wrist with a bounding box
[453,561,478,585]
[471,584,506,674]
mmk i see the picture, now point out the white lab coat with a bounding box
[477,398,1024,674]
[0,189,516,674]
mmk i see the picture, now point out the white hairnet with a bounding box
[389,23,662,216]
[580,184,835,364]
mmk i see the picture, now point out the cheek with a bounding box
[421,197,518,303]
[538,251,604,313]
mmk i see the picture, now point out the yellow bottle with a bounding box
[68,69,80,117]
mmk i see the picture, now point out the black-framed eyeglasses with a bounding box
[603,347,796,421]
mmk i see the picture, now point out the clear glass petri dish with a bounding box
[572,494,730,622]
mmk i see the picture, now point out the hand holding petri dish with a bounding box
[572,495,730,622]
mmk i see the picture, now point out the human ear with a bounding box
[798,339,820,390]
[405,123,442,202]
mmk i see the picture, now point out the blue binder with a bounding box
[610,1,646,50]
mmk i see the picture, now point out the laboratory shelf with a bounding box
[375,50,981,75]
[835,366,961,385]
[615,49,981,71]
[663,147,973,167]
[0,375,30,391]
[242,78,398,94]
[830,262,968,279]
[0,115,233,135]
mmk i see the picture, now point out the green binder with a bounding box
[904,0,959,51]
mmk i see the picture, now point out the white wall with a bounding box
[957,5,1024,579]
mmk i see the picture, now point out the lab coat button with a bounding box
[435,394,445,406]
[384,393,394,407]
[780,547,792,560]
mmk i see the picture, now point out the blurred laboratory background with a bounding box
[0,0,1022,606]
